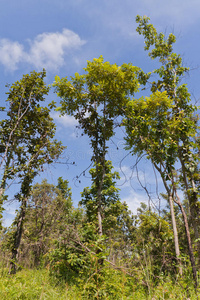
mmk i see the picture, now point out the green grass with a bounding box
[0,268,198,299]
[0,268,81,300]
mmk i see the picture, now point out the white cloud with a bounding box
[27,29,85,70]
[51,111,78,127]
[115,165,136,188]
[0,39,25,71]
[116,164,151,187]
[0,29,85,72]
[3,201,19,227]
[122,190,148,214]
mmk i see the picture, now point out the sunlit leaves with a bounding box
[0,70,64,199]
[124,91,177,164]
[53,56,140,121]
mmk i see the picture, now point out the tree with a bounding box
[132,203,175,289]
[124,15,199,286]
[16,178,73,267]
[53,56,140,237]
[80,160,121,234]
[0,70,63,198]
[0,70,64,273]
[124,91,183,274]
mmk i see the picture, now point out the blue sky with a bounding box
[1,0,200,226]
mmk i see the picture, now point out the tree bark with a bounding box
[179,154,200,263]
[174,191,198,289]
[9,199,26,274]
[168,193,182,276]
[153,163,182,275]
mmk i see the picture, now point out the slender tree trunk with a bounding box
[153,163,182,275]
[94,102,107,266]
[179,154,200,262]
[9,199,27,274]
[97,158,106,237]
[188,195,200,264]
[190,178,200,262]
[96,156,106,266]
[0,154,11,200]
[168,193,182,276]
[0,188,3,199]
[174,190,198,289]
[97,207,103,236]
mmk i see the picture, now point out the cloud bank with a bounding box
[0,29,85,71]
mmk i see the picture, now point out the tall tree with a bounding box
[124,16,199,286]
[54,56,139,237]
[135,16,200,243]
[0,70,64,273]
[0,70,63,199]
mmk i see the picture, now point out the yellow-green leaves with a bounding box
[54,56,140,237]
[54,75,60,83]
[124,90,178,166]
[53,56,140,154]
[54,56,140,119]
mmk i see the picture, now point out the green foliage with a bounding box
[54,55,139,120]
[80,161,121,230]
[124,91,176,165]
[48,242,87,283]
[0,267,198,300]
[54,56,140,164]
[57,176,72,203]
[0,16,200,299]
[132,204,176,277]
[54,56,141,238]
[5,178,75,268]
[0,268,81,299]
[0,70,64,201]
[48,236,134,299]
[80,266,132,300]
[133,15,199,178]
[0,71,65,274]
[124,15,200,287]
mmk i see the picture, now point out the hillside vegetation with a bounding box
[0,16,199,299]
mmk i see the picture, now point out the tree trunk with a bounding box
[97,208,103,236]
[153,163,182,275]
[179,151,200,263]
[157,158,198,288]
[96,159,106,266]
[9,199,26,274]
[189,178,200,263]
[174,191,198,289]
[168,193,182,276]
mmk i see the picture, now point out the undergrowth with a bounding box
[0,267,198,299]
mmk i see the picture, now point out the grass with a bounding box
[0,267,198,299]
[0,268,81,300]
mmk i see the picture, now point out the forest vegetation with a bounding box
[0,16,199,299]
